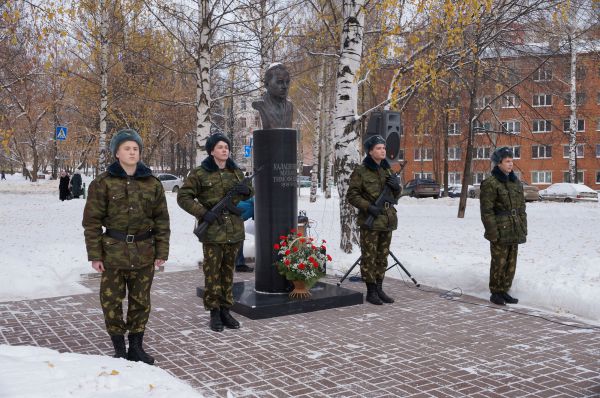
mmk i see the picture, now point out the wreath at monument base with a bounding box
[274,229,331,298]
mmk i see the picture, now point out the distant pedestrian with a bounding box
[70,169,83,198]
[480,147,527,306]
[235,197,254,272]
[1,170,5,180]
[59,170,70,201]
[82,128,170,364]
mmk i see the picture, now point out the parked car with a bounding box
[521,181,541,202]
[297,176,311,188]
[539,183,598,203]
[444,184,476,198]
[401,178,441,198]
[155,173,183,192]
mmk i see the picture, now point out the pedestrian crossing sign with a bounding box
[55,126,67,141]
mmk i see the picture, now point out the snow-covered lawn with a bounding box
[0,345,202,398]
[1,175,599,325]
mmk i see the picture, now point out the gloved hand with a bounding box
[367,205,381,217]
[385,175,401,192]
[232,183,250,195]
[202,210,219,224]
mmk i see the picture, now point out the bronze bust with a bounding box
[252,63,294,129]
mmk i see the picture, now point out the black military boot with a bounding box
[220,308,240,329]
[365,283,383,305]
[127,332,155,365]
[502,292,519,304]
[490,293,506,306]
[376,278,395,304]
[110,335,127,359]
[210,309,224,332]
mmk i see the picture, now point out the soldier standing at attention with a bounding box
[177,133,253,332]
[347,135,401,305]
[83,129,170,364]
[480,146,527,306]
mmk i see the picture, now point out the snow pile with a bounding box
[0,345,202,398]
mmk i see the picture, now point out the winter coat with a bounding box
[82,161,170,269]
[347,156,400,231]
[177,156,253,244]
[59,175,71,200]
[70,172,83,197]
[480,166,528,245]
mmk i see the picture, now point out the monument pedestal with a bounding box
[197,281,363,320]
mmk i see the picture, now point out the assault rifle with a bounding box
[364,175,399,229]
[193,167,262,241]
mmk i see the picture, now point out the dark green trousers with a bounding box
[202,242,241,310]
[489,242,518,294]
[100,265,154,336]
[359,229,393,283]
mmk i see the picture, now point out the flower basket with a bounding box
[274,229,332,299]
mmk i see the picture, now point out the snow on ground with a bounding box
[0,345,202,398]
[0,175,599,323]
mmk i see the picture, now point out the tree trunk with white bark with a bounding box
[98,0,109,173]
[333,0,365,253]
[310,62,326,203]
[195,0,212,166]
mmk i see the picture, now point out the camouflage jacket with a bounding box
[177,156,253,244]
[347,156,400,231]
[480,166,527,245]
[82,161,170,269]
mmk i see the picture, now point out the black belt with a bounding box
[105,229,153,243]
[495,209,525,216]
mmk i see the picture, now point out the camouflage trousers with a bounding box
[100,265,154,336]
[202,242,241,310]
[360,229,393,283]
[489,242,518,294]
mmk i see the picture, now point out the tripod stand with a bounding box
[337,251,420,287]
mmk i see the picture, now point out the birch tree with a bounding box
[333,0,365,253]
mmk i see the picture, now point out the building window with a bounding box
[475,96,491,109]
[474,147,491,159]
[448,172,461,185]
[531,171,552,184]
[597,92,600,105]
[562,144,584,158]
[533,94,552,107]
[414,148,433,161]
[565,66,586,80]
[563,92,586,106]
[501,121,521,134]
[563,171,584,183]
[398,149,405,161]
[448,123,460,135]
[597,144,600,158]
[448,146,461,161]
[502,94,520,108]
[472,172,490,185]
[596,118,600,131]
[254,115,260,127]
[473,120,491,134]
[534,68,552,81]
[531,145,552,159]
[511,146,521,159]
[532,120,552,133]
[596,171,600,184]
[240,99,247,110]
[563,119,585,132]
[415,172,433,180]
[239,117,247,128]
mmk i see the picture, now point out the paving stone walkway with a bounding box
[1,269,599,397]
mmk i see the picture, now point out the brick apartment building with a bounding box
[393,44,600,189]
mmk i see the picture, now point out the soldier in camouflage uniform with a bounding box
[480,147,527,306]
[177,133,253,332]
[348,135,401,305]
[83,129,170,364]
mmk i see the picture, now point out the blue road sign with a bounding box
[55,126,67,141]
[244,145,252,158]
